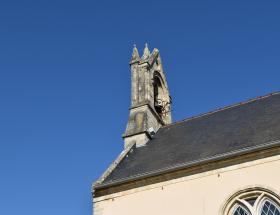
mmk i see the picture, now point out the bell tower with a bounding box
[123,44,172,148]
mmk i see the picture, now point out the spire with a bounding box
[142,43,150,60]
[130,44,140,63]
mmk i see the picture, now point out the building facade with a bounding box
[92,45,280,215]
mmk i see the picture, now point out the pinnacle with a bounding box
[130,44,140,62]
[142,43,150,60]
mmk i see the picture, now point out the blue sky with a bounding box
[0,0,280,215]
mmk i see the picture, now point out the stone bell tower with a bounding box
[123,44,172,148]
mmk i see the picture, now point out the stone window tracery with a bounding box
[233,205,251,215]
[260,199,280,215]
[223,188,280,215]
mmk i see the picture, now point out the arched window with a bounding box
[223,188,280,215]
[233,205,251,215]
[260,199,280,215]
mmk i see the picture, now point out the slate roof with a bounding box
[98,92,280,187]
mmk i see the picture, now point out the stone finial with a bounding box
[142,43,150,60]
[130,44,140,63]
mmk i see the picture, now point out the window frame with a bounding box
[231,204,251,215]
[222,187,280,215]
[257,197,280,215]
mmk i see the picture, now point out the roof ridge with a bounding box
[163,91,280,128]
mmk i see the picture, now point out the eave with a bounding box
[93,139,280,197]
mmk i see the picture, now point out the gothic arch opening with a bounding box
[222,187,280,215]
[153,75,164,116]
[152,71,171,124]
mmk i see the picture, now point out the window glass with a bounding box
[234,206,251,215]
[261,200,280,215]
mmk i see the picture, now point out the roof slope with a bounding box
[101,92,280,185]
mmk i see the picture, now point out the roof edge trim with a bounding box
[92,142,136,191]
[94,139,280,190]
